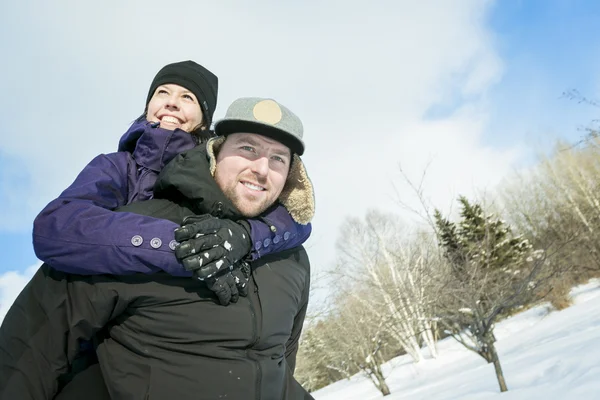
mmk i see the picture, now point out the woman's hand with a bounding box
[173,215,252,305]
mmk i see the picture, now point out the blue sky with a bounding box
[485,0,600,150]
[424,0,600,154]
[1,0,600,285]
[0,152,35,269]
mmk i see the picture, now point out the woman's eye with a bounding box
[183,94,195,101]
[157,89,169,95]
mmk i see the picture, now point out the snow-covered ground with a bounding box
[313,279,600,399]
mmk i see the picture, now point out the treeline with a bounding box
[295,137,600,395]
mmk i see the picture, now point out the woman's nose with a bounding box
[165,95,180,109]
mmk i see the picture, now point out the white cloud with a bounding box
[0,262,40,324]
[1,1,523,283]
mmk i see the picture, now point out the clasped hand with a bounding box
[174,215,252,305]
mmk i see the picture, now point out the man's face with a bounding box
[214,133,291,217]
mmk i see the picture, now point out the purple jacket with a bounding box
[33,120,311,276]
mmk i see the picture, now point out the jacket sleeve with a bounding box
[32,153,188,276]
[283,249,314,399]
[285,250,310,372]
[0,265,130,400]
[246,204,312,261]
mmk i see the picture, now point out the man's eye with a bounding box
[183,94,195,101]
[241,146,255,153]
[271,155,285,163]
[157,89,169,95]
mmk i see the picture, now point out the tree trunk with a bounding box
[480,348,493,363]
[488,342,508,392]
[374,372,391,396]
[369,365,391,396]
[378,380,391,396]
[422,327,438,358]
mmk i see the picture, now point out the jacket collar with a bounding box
[153,140,241,220]
[117,119,197,172]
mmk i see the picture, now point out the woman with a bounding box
[32,60,312,304]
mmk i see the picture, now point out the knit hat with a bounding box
[145,60,219,127]
[214,98,305,155]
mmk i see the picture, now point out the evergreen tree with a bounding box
[433,196,540,393]
[435,196,532,280]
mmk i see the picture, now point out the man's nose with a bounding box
[251,156,270,177]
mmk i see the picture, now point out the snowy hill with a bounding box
[312,279,600,399]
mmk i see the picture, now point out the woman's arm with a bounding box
[33,153,188,276]
[246,205,312,260]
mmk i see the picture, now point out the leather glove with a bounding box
[205,262,251,305]
[174,215,252,279]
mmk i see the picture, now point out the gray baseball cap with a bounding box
[214,97,305,155]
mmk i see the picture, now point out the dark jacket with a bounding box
[0,143,314,400]
[32,120,312,276]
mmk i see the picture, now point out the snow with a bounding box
[312,279,600,399]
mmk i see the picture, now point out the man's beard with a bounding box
[221,183,272,218]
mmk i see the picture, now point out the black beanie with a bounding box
[145,60,219,127]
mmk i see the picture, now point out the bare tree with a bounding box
[561,89,600,147]
[333,211,439,362]
[501,138,600,283]
[295,318,354,392]
[299,293,393,396]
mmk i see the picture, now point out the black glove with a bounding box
[204,262,251,306]
[174,215,252,279]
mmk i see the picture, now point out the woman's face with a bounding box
[146,84,204,132]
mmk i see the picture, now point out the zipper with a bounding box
[253,272,263,400]
[215,201,224,218]
[246,270,263,399]
[255,361,262,400]
[247,277,259,347]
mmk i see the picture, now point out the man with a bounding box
[0,98,315,400]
